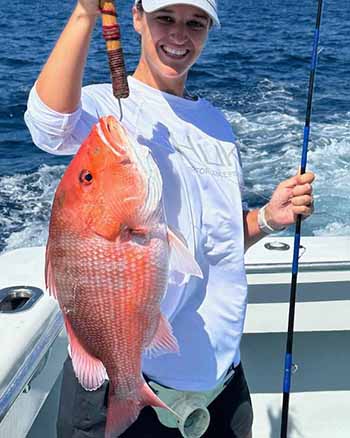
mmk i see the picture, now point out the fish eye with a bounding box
[79,169,93,185]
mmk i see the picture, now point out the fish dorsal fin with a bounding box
[167,228,203,279]
[144,314,179,358]
[64,316,107,390]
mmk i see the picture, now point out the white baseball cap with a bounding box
[135,0,220,27]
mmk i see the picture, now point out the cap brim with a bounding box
[141,0,220,28]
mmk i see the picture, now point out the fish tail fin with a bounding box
[105,390,141,438]
[105,380,182,437]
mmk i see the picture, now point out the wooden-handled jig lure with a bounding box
[100,0,129,104]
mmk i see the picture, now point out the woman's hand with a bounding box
[264,172,315,230]
[76,0,101,17]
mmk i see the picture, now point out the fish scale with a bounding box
[58,229,167,383]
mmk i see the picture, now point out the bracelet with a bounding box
[257,204,284,234]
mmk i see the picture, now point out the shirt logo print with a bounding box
[172,134,239,179]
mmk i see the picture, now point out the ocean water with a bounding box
[0,0,349,254]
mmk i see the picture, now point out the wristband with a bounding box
[257,204,284,234]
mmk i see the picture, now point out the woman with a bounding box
[25,1,315,437]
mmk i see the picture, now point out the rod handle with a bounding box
[100,0,129,99]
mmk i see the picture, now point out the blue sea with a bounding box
[0,0,349,253]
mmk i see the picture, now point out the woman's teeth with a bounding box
[162,45,189,57]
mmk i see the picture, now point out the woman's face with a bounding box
[133,4,210,91]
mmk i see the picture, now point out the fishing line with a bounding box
[280,1,324,437]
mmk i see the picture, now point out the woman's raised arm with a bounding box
[36,1,100,113]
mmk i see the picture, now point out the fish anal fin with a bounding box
[144,314,179,358]
[168,228,203,279]
[64,316,107,391]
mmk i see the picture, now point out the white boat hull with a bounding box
[0,247,67,438]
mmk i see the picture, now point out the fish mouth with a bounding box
[99,116,131,163]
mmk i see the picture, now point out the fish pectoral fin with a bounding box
[144,314,179,358]
[64,316,107,391]
[167,228,203,279]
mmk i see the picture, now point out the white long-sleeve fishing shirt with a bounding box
[25,76,248,391]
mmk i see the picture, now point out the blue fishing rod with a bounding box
[280,0,324,437]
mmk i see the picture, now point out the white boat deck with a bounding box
[243,236,350,437]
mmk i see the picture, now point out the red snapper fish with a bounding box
[45,116,202,437]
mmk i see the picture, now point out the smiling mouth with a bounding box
[161,45,190,59]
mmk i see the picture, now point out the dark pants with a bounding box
[57,357,253,438]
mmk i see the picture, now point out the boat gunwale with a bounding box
[0,310,64,422]
[246,260,350,274]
